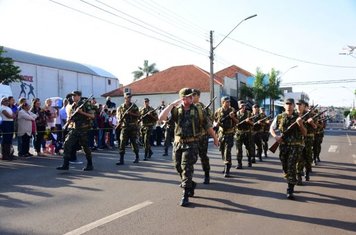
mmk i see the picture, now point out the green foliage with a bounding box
[350,109,356,119]
[132,60,159,81]
[239,84,254,100]
[253,68,268,104]
[0,46,22,84]
[344,110,351,117]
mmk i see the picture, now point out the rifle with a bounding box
[269,105,317,153]
[204,97,217,111]
[115,100,137,130]
[310,109,327,121]
[137,106,160,123]
[237,114,258,127]
[253,114,272,125]
[62,95,93,131]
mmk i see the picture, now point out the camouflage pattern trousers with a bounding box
[297,136,314,174]
[198,134,210,172]
[219,133,234,165]
[63,127,92,161]
[313,133,323,160]
[279,144,303,185]
[141,126,153,155]
[235,131,252,162]
[261,131,270,155]
[119,125,139,155]
[252,131,262,159]
[173,141,199,189]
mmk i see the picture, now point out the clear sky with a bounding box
[1,0,356,107]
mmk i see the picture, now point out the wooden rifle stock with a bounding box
[115,100,137,130]
[253,114,272,125]
[269,105,318,153]
[137,106,159,123]
[237,114,258,127]
[62,95,93,131]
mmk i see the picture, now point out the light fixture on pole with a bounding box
[209,14,257,113]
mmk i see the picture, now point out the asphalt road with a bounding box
[1,128,355,235]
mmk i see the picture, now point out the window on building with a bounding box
[108,79,111,85]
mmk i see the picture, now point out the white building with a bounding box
[3,47,119,104]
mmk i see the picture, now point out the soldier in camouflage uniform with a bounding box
[192,89,213,184]
[162,118,174,156]
[214,96,237,177]
[158,88,219,207]
[116,92,140,165]
[313,109,325,165]
[139,98,158,161]
[270,98,307,200]
[296,100,317,185]
[260,107,271,158]
[251,104,263,162]
[57,91,95,171]
[235,100,253,169]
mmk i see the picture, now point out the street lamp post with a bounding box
[209,14,257,113]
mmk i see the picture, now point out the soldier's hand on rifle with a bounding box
[275,135,283,143]
[296,117,304,126]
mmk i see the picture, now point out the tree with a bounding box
[132,60,159,81]
[266,68,283,116]
[253,68,268,106]
[0,46,22,84]
[239,84,254,101]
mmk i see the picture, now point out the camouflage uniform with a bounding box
[139,105,158,160]
[57,94,95,171]
[260,113,271,157]
[214,106,236,177]
[235,110,253,168]
[195,101,213,183]
[251,112,263,162]
[163,119,174,156]
[274,111,304,185]
[170,103,211,193]
[313,118,325,164]
[117,101,140,164]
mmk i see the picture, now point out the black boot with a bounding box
[297,174,303,185]
[305,171,310,181]
[133,153,139,163]
[248,157,252,167]
[116,154,124,165]
[83,158,93,171]
[143,150,148,161]
[317,156,321,162]
[286,183,295,200]
[224,164,231,178]
[313,156,318,165]
[180,190,189,207]
[251,157,256,163]
[203,171,210,184]
[259,155,263,162]
[162,149,168,156]
[236,159,242,169]
[187,181,196,197]
[148,149,153,159]
[57,158,70,170]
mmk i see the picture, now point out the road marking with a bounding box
[64,200,153,235]
[328,145,338,153]
[353,154,356,164]
[346,133,352,146]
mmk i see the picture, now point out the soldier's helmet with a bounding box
[179,88,193,98]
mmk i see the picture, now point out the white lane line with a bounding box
[328,145,338,153]
[64,200,153,235]
[353,154,356,164]
[346,133,352,146]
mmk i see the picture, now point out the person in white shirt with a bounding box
[0,97,15,160]
[17,102,37,157]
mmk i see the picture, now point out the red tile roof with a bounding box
[102,64,222,97]
[215,65,253,83]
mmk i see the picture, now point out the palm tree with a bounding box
[253,68,268,106]
[267,68,283,116]
[239,84,254,101]
[132,60,159,81]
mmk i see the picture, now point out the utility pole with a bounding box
[209,31,215,113]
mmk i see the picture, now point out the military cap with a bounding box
[284,98,295,104]
[179,88,193,98]
[71,90,82,96]
[252,104,259,108]
[144,98,150,102]
[192,89,201,96]
[221,96,230,103]
[296,99,307,105]
[124,92,132,98]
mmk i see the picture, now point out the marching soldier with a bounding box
[116,92,140,165]
[158,88,219,207]
[260,107,271,158]
[192,89,213,184]
[139,98,158,161]
[214,96,237,177]
[235,100,253,169]
[162,118,174,156]
[251,104,263,162]
[313,109,325,165]
[296,100,317,185]
[57,91,95,171]
[270,98,307,199]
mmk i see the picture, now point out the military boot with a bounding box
[180,190,189,207]
[143,150,148,161]
[251,156,256,163]
[313,156,318,165]
[286,183,295,200]
[133,153,139,163]
[236,159,243,169]
[297,174,303,185]
[83,157,94,171]
[116,154,124,165]
[317,156,321,162]
[162,148,168,156]
[203,171,210,184]
[148,149,153,159]
[187,181,196,197]
[305,171,310,181]
[259,155,263,162]
[248,157,252,167]
[224,164,231,178]
[57,158,70,170]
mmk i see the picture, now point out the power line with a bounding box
[48,0,208,57]
[282,79,356,86]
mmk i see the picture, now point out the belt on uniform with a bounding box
[174,136,199,144]
[223,129,235,135]
[236,129,250,133]
[306,133,315,137]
